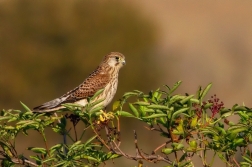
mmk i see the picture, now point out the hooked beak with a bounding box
[121,59,126,65]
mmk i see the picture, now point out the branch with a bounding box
[0,157,38,167]
[103,127,172,164]
[152,140,172,154]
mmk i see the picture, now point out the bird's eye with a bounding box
[115,56,120,60]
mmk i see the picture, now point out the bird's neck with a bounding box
[102,65,119,78]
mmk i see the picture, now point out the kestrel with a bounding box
[33,52,126,113]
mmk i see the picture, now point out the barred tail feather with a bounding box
[33,97,68,112]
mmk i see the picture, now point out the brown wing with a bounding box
[33,71,110,111]
[63,72,110,103]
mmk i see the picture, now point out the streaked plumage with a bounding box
[33,52,125,112]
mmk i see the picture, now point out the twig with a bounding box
[91,123,111,150]
[63,130,67,154]
[116,117,121,147]
[134,130,139,157]
[168,128,178,163]
[232,157,240,167]
[104,125,126,157]
[8,141,18,157]
[107,140,172,164]
[0,157,38,167]
[101,127,172,164]
[157,123,166,133]
[54,112,68,155]
[38,130,50,157]
[73,125,77,141]
[115,152,172,164]
[104,126,114,149]
[133,130,153,162]
[112,140,127,157]
[152,140,172,154]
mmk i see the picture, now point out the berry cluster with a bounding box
[208,94,224,117]
[193,94,224,118]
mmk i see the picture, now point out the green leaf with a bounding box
[29,147,47,154]
[144,109,155,113]
[234,105,248,111]
[172,143,184,150]
[84,135,97,146]
[59,117,67,128]
[171,108,188,121]
[200,127,219,136]
[12,110,21,113]
[180,95,194,104]
[217,153,226,161]
[1,159,14,166]
[214,126,226,135]
[189,140,197,149]
[62,103,83,108]
[190,116,198,128]
[90,88,104,101]
[94,111,103,116]
[30,155,41,162]
[50,144,62,150]
[73,155,100,162]
[168,81,182,94]
[105,152,121,159]
[116,111,134,117]
[240,162,252,166]
[179,153,187,162]
[234,138,245,146]
[112,100,121,111]
[152,89,162,100]
[50,144,63,155]
[0,116,12,121]
[200,83,212,100]
[242,156,252,163]
[162,148,173,154]
[169,95,182,103]
[89,98,104,108]
[54,161,67,166]
[142,114,167,119]
[4,126,15,130]
[196,86,202,100]
[157,117,166,125]
[16,120,34,125]
[133,101,150,106]
[20,122,39,129]
[190,98,200,103]
[227,126,247,134]
[178,161,192,167]
[122,91,139,98]
[147,104,169,110]
[42,158,57,163]
[231,104,238,111]
[176,144,184,150]
[20,101,31,112]
[69,141,82,150]
[129,103,139,117]
[237,111,249,120]
[202,103,213,109]
[89,106,104,114]
[220,108,232,117]
[172,130,184,135]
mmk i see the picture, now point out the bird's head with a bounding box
[103,52,126,69]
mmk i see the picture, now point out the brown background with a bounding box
[1,0,252,166]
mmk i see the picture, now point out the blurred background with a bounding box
[1,0,252,166]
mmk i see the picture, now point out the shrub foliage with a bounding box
[1,81,252,166]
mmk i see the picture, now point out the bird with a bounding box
[33,52,126,113]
